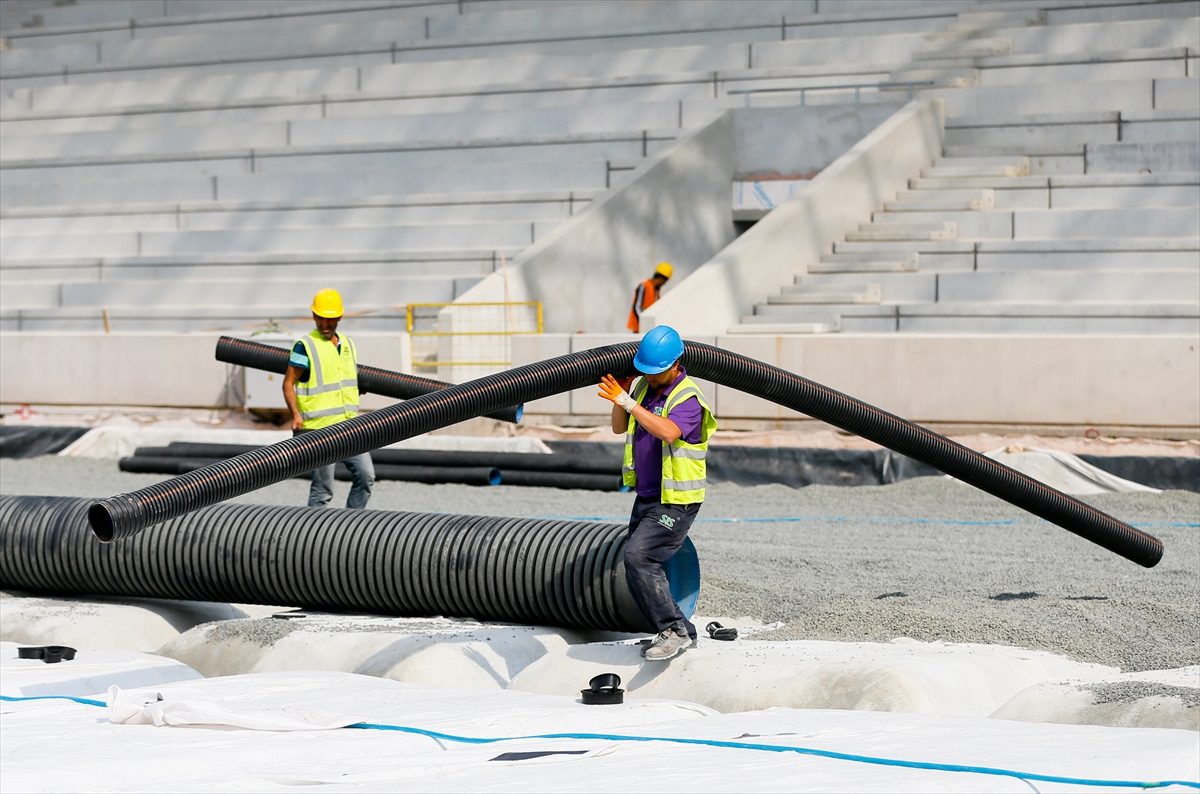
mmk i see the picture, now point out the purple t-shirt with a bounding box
[631,367,705,500]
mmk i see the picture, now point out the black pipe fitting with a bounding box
[2,496,704,633]
[90,341,1162,567]
[215,335,523,424]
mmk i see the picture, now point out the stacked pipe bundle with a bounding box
[90,340,1163,570]
[118,442,624,490]
[0,495,699,632]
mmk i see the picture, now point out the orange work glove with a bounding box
[599,374,638,412]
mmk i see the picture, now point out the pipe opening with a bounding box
[662,536,700,621]
[87,503,115,543]
[486,468,502,486]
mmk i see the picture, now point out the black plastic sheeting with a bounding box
[1079,455,1200,493]
[0,495,699,633]
[216,336,522,424]
[0,426,88,459]
[89,341,1164,568]
[546,441,938,488]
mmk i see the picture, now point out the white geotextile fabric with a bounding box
[107,685,358,730]
[509,637,1115,717]
[3,669,1197,793]
[0,594,253,653]
[984,446,1160,495]
[992,665,1200,731]
[59,426,551,459]
[1,642,201,698]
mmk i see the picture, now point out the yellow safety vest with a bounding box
[621,376,717,504]
[295,330,359,430]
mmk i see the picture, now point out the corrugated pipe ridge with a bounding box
[90,341,1162,567]
[1,495,683,632]
[215,336,522,424]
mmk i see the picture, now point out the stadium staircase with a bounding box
[731,0,1199,334]
[0,0,1196,339]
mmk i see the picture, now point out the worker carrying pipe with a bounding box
[282,289,375,509]
[600,325,717,661]
[626,262,672,333]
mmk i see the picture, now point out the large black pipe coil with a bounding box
[215,335,522,424]
[89,341,1163,567]
[1,495,681,632]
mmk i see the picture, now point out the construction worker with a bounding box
[627,262,673,333]
[598,325,716,661]
[282,288,375,509]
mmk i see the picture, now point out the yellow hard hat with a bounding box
[654,262,673,279]
[311,288,344,318]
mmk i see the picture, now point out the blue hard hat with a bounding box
[634,325,685,374]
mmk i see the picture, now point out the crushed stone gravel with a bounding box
[1083,681,1200,708]
[2,457,1196,673]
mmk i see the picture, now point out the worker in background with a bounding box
[627,262,673,333]
[282,288,375,509]
[599,325,716,661]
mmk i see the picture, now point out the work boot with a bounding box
[643,627,692,662]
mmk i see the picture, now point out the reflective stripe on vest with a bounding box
[295,331,360,430]
[621,375,717,504]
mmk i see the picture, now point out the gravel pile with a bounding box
[1083,681,1200,708]
[2,456,1196,672]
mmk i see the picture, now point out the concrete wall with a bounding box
[644,99,944,336]
[453,102,902,338]
[452,111,738,335]
[0,331,411,409]
[513,332,1200,430]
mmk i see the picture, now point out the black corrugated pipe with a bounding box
[497,470,625,492]
[2,496,700,633]
[215,335,522,424]
[89,341,1163,568]
[138,442,622,475]
[120,455,501,487]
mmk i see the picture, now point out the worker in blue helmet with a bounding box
[599,325,717,661]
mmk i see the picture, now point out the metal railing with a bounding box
[728,80,935,107]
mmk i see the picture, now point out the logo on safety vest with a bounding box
[658,514,676,529]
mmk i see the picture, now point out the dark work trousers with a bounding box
[293,428,374,509]
[625,496,700,639]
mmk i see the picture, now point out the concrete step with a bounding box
[0,100,685,160]
[871,210,1012,240]
[883,189,995,211]
[809,253,919,274]
[1,160,609,207]
[0,202,576,235]
[945,9,1046,31]
[942,144,1086,159]
[1014,207,1199,239]
[726,320,840,334]
[921,162,1031,178]
[938,269,1200,303]
[933,156,1030,168]
[1086,141,1200,175]
[786,273,935,302]
[49,275,481,310]
[910,176,1049,190]
[768,284,882,305]
[884,68,979,89]
[0,220,561,260]
[833,240,973,255]
[915,38,1013,60]
[846,223,956,242]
